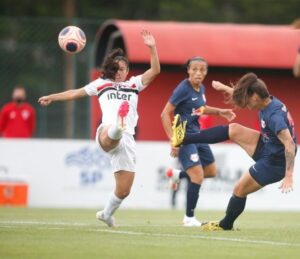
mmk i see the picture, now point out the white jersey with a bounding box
[84,75,145,135]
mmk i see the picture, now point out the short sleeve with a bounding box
[84,78,107,96]
[129,75,144,91]
[169,85,188,107]
[268,114,288,135]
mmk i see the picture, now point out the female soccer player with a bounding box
[161,56,235,226]
[39,30,160,227]
[172,72,296,230]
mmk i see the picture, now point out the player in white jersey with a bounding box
[38,30,160,227]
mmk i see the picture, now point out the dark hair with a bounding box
[231,73,269,108]
[101,48,129,80]
[186,56,208,69]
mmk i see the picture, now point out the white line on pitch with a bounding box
[1,220,300,248]
[99,229,300,247]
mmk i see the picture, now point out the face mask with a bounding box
[14,98,25,104]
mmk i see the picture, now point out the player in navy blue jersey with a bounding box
[172,72,297,230]
[161,56,236,226]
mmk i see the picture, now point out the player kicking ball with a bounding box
[39,30,160,227]
[172,73,296,230]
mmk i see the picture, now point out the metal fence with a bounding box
[0,16,102,139]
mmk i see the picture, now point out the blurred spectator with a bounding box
[0,86,36,138]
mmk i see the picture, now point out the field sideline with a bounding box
[0,208,300,258]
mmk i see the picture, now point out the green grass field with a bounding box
[0,208,300,259]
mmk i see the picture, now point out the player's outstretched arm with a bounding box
[38,88,87,106]
[140,30,160,88]
[204,106,236,121]
[212,81,233,96]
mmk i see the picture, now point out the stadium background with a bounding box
[0,16,99,138]
[0,0,299,208]
[0,0,300,140]
[1,2,300,258]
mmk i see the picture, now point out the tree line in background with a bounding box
[0,0,299,25]
[0,0,299,139]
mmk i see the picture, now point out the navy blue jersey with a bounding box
[169,79,206,133]
[259,96,297,156]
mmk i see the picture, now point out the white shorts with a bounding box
[95,124,136,173]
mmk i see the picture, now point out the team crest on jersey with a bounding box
[261,119,266,129]
[190,153,199,162]
[191,106,205,116]
[21,110,30,120]
[114,83,123,90]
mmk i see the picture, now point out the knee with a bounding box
[233,183,246,197]
[188,172,204,184]
[99,128,120,152]
[229,123,242,140]
[121,192,130,199]
[116,189,130,199]
[204,168,217,178]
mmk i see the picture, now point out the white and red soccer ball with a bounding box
[58,25,86,54]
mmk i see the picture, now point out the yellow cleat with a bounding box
[201,221,225,231]
[171,114,187,147]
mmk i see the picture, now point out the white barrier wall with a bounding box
[0,139,299,210]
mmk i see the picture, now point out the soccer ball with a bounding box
[58,26,86,54]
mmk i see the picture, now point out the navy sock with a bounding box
[186,182,201,217]
[184,125,229,144]
[219,194,247,230]
[179,171,190,181]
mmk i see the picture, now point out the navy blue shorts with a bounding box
[178,143,215,171]
[249,136,285,186]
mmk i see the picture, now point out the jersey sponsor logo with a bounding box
[192,97,198,101]
[251,165,257,172]
[190,153,199,162]
[98,87,138,99]
[114,83,125,90]
[191,106,205,116]
[107,91,132,101]
[281,105,287,112]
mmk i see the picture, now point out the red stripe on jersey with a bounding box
[97,82,113,91]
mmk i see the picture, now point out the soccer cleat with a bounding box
[96,210,116,227]
[182,216,202,227]
[165,168,180,191]
[118,100,130,130]
[200,221,225,231]
[171,114,187,147]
